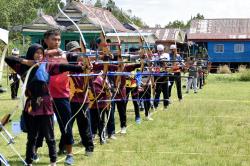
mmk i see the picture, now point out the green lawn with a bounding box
[0,74,250,166]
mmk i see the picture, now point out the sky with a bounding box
[113,0,250,27]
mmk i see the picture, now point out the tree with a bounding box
[0,0,63,29]
[164,13,205,29]
[107,3,146,27]
[165,20,186,29]
[94,0,103,8]
[186,13,205,28]
[193,13,205,20]
[106,0,115,12]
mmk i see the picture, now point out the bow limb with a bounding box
[1,62,38,128]
[103,12,123,97]
[123,15,155,100]
[80,4,113,108]
[58,4,90,132]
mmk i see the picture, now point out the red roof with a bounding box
[188,19,250,40]
[72,1,128,32]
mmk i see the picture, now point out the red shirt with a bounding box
[48,57,70,98]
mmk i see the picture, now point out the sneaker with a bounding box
[135,117,141,124]
[145,116,153,121]
[179,99,183,102]
[186,91,189,94]
[51,162,56,166]
[84,150,93,157]
[64,154,74,165]
[194,91,198,94]
[120,127,127,134]
[32,153,39,163]
[108,134,117,140]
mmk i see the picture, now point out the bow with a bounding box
[103,12,123,99]
[81,3,114,109]
[81,4,117,141]
[122,14,155,101]
[57,4,91,132]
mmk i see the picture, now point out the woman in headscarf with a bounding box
[5,44,85,166]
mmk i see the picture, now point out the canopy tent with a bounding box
[0,28,9,44]
[0,28,9,93]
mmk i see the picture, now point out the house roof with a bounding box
[140,28,186,43]
[22,15,64,32]
[56,1,128,32]
[106,32,156,43]
[188,19,250,40]
[21,1,128,33]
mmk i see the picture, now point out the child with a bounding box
[5,44,85,166]
[186,59,198,94]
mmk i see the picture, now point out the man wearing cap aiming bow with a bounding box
[168,44,184,102]
[153,44,170,110]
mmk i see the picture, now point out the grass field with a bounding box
[0,74,250,166]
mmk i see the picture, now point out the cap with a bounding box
[157,44,164,51]
[12,48,19,55]
[66,41,81,52]
[170,44,177,50]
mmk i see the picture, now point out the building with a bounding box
[106,32,156,53]
[140,28,186,54]
[20,1,128,50]
[188,19,250,66]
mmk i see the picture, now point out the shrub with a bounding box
[239,70,250,82]
[238,65,247,73]
[217,65,231,74]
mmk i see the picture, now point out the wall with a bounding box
[23,31,100,50]
[208,41,250,62]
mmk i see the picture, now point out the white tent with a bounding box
[0,28,9,44]
[0,28,9,90]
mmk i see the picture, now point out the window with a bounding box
[234,44,244,53]
[214,44,224,53]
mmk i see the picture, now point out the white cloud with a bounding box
[115,0,250,27]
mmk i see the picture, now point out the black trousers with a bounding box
[107,101,115,135]
[198,74,204,89]
[169,72,182,100]
[25,115,56,164]
[115,100,127,128]
[125,87,140,118]
[154,76,169,107]
[140,85,151,116]
[90,108,108,141]
[53,98,74,151]
[70,102,94,152]
[10,73,19,99]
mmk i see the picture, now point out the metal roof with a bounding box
[72,1,128,32]
[188,19,250,40]
[140,28,185,43]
